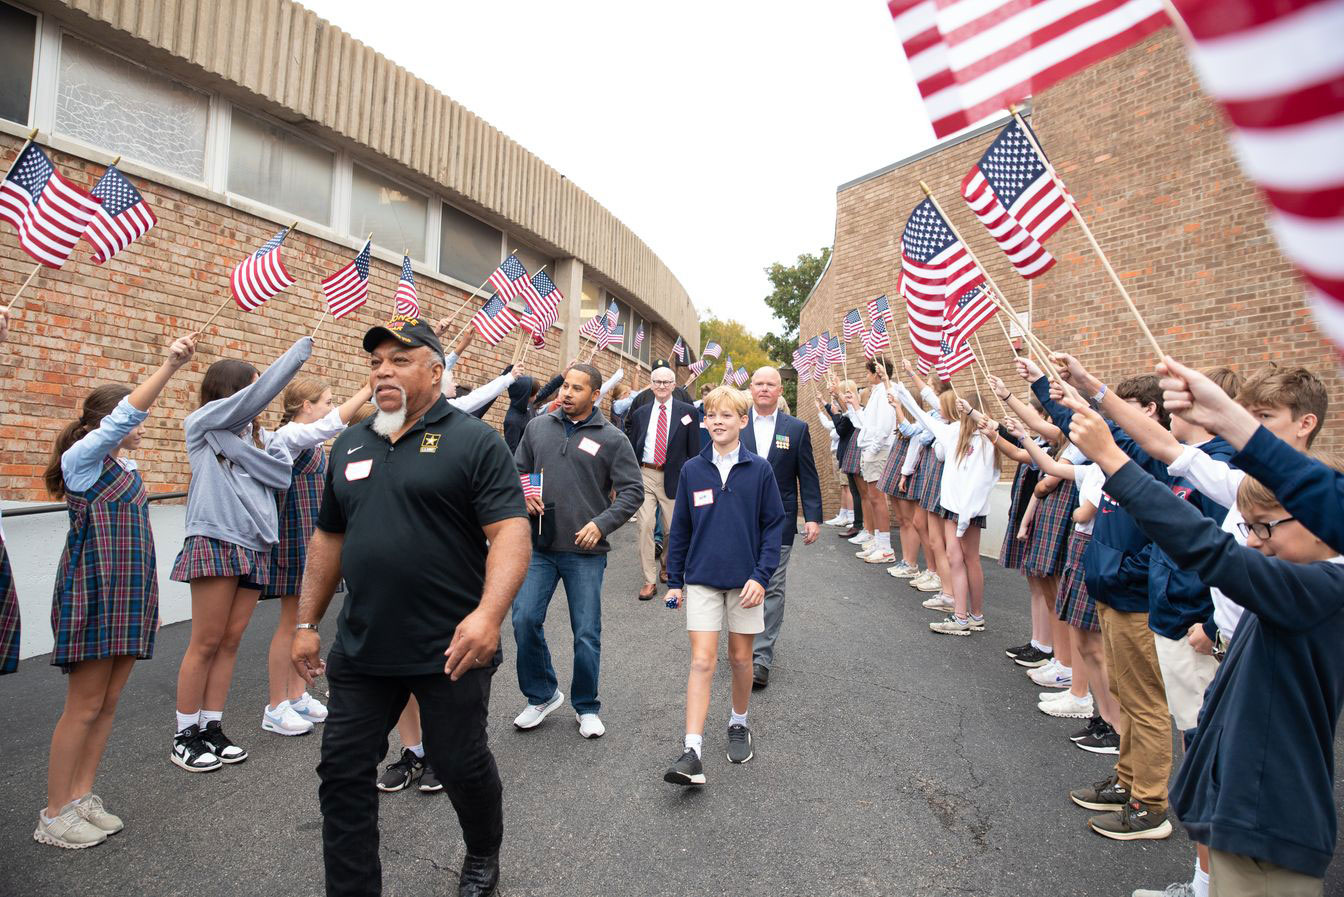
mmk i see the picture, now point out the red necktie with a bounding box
[654,403,668,466]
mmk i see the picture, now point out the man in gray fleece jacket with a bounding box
[512,362,642,739]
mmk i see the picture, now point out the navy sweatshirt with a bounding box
[1233,425,1344,556]
[1105,460,1344,878]
[666,442,786,592]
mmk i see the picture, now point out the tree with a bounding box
[699,317,773,391]
[759,247,831,410]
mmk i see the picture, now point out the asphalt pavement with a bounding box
[2,524,1341,897]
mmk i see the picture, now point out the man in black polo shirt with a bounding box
[292,315,531,897]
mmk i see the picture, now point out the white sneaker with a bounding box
[908,571,932,588]
[847,530,873,545]
[1038,688,1073,702]
[33,805,107,849]
[855,542,877,558]
[290,692,328,723]
[73,794,122,835]
[929,614,973,635]
[823,514,848,526]
[864,549,896,564]
[914,574,943,593]
[513,690,564,730]
[262,701,314,736]
[887,561,920,578]
[922,593,953,611]
[577,712,605,738]
[1039,692,1095,719]
[1029,661,1073,688]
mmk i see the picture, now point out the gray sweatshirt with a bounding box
[514,406,642,554]
[182,336,312,551]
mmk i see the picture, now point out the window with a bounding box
[439,202,501,286]
[351,163,427,260]
[0,3,35,125]
[580,278,603,321]
[513,246,553,283]
[227,110,333,225]
[55,34,209,180]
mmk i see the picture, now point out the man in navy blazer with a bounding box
[742,367,823,688]
[625,362,700,600]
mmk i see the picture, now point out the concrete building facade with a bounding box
[798,30,1342,518]
[0,0,699,500]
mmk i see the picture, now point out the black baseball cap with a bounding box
[652,360,672,372]
[363,315,445,358]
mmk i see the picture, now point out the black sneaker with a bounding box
[376,748,424,792]
[726,724,753,764]
[1076,720,1120,755]
[171,724,222,773]
[1070,715,1103,742]
[200,721,247,764]
[1069,774,1130,811]
[663,749,706,786]
[419,763,443,793]
[1004,642,1034,660]
[1012,646,1054,668]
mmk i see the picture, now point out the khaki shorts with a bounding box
[860,448,891,482]
[685,583,765,634]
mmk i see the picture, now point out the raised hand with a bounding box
[987,373,1009,399]
[1014,356,1043,382]
[1157,355,1260,448]
[168,334,198,369]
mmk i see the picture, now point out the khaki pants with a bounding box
[639,467,677,586]
[1098,603,1172,811]
[1209,849,1323,897]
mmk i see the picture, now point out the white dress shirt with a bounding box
[711,441,740,485]
[752,407,779,457]
[642,397,674,464]
[1167,444,1248,641]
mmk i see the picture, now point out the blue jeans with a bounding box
[511,549,607,714]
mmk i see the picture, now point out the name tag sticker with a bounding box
[693,489,715,507]
[681,414,693,426]
[345,459,373,481]
[578,437,601,456]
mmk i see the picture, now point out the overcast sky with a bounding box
[301,0,934,336]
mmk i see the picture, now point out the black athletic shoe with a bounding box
[1076,720,1121,755]
[171,724,222,773]
[1070,715,1103,742]
[1004,642,1034,660]
[1012,646,1054,668]
[458,851,500,897]
[377,748,424,792]
[200,721,248,764]
[726,724,753,764]
[1070,774,1130,811]
[419,763,444,793]
[663,749,706,786]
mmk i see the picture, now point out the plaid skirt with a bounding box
[1022,478,1079,577]
[916,453,953,519]
[998,465,1032,570]
[877,433,912,497]
[1056,531,1098,632]
[171,535,271,588]
[839,434,862,475]
[264,447,326,599]
[51,459,158,671]
[0,539,18,675]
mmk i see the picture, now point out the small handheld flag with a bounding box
[632,324,645,353]
[231,227,296,310]
[867,295,893,328]
[687,358,710,378]
[862,319,891,360]
[488,254,540,305]
[842,308,863,342]
[84,164,156,264]
[732,366,749,388]
[601,323,625,350]
[671,336,686,363]
[394,255,419,318]
[520,270,563,336]
[0,143,103,268]
[900,198,983,366]
[520,473,543,500]
[702,341,722,360]
[604,300,619,328]
[471,294,519,345]
[321,239,371,319]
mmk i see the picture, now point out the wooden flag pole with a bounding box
[5,263,41,314]
[1007,106,1164,361]
[971,333,1008,416]
[311,309,330,340]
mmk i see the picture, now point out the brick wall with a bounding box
[0,134,564,501]
[799,31,1343,518]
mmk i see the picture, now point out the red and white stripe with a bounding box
[1172,0,1344,352]
[321,242,369,320]
[230,247,295,311]
[84,201,156,265]
[471,303,519,346]
[888,0,1169,138]
[900,246,981,363]
[936,339,977,381]
[0,170,102,269]
[961,170,1072,279]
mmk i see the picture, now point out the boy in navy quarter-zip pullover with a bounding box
[663,386,785,787]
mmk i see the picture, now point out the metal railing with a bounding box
[3,491,187,518]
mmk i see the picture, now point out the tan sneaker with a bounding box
[34,805,108,849]
[75,793,123,834]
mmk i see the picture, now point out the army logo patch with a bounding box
[420,432,441,453]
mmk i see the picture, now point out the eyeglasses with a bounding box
[651,379,675,386]
[1236,517,1296,540]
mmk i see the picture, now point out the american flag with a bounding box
[672,335,686,362]
[601,323,625,350]
[732,366,749,388]
[961,119,1074,279]
[520,270,563,336]
[721,356,733,383]
[863,318,892,360]
[842,308,864,342]
[688,358,711,378]
[792,345,813,380]
[83,164,156,264]
[1170,0,1344,356]
[579,313,606,341]
[946,285,998,342]
[702,340,723,360]
[604,300,620,328]
[867,295,893,327]
[520,472,543,500]
[231,227,296,310]
[488,254,538,304]
[899,199,984,365]
[887,0,1168,139]
[936,331,977,381]
[0,143,103,269]
[826,335,844,365]
[394,255,419,318]
[632,324,645,352]
[471,294,519,345]
[321,240,371,320]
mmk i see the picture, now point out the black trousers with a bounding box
[847,473,865,529]
[318,651,503,897]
